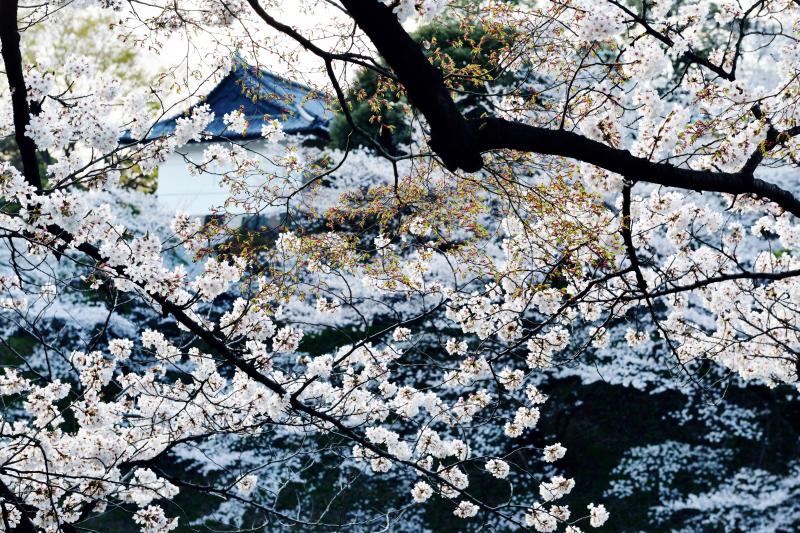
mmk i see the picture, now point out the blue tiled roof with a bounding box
[121,56,330,143]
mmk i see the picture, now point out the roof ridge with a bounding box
[233,53,319,96]
[119,54,329,143]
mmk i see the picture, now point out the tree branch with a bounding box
[0,477,36,533]
[473,117,800,217]
[29,226,524,528]
[337,0,483,172]
[334,2,800,217]
[0,0,42,191]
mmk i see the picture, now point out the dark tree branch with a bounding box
[473,117,800,217]
[332,1,800,217]
[0,478,36,533]
[337,0,484,172]
[621,268,800,301]
[0,0,42,191]
[621,182,647,293]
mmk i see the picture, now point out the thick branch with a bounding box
[337,0,483,172]
[337,2,800,217]
[473,117,800,217]
[0,0,42,191]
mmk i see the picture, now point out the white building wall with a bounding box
[155,141,292,219]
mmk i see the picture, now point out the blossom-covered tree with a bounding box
[1,0,799,531]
